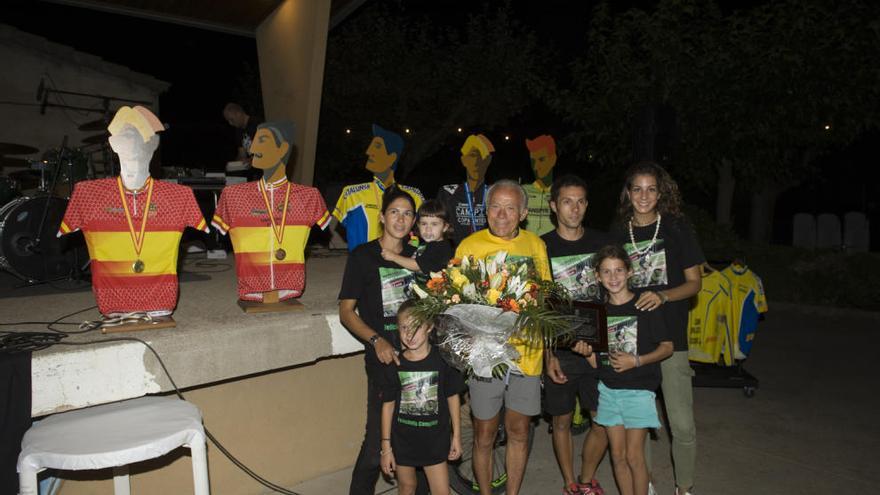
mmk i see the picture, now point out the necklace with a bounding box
[628,213,661,256]
[258,178,291,261]
[117,177,154,273]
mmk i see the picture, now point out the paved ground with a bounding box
[291,302,880,494]
[5,250,877,494]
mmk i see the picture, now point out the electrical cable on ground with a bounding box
[1,306,307,495]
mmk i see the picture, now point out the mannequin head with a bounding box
[108,106,163,190]
[525,134,557,183]
[460,134,494,185]
[365,124,403,176]
[250,121,295,182]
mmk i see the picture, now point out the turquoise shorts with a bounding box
[595,382,660,429]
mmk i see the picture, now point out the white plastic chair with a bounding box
[17,396,209,495]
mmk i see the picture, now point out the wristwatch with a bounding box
[369,334,381,346]
[658,291,669,304]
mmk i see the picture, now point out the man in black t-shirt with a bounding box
[541,174,611,495]
[436,134,494,246]
[223,102,261,179]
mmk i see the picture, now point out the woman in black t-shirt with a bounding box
[339,186,426,495]
[614,161,704,495]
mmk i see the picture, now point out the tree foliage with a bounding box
[555,0,879,238]
[316,1,546,184]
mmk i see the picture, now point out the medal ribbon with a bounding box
[464,182,488,233]
[258,178,291,249]
[117,176,154,258]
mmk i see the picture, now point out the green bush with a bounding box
[685,205,880,311]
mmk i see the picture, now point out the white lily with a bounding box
[410,282,429,299]
[494,251,508,265]
[462,283,478,300]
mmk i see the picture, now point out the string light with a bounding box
[824,124,831,131]
[457,127,462,133]
[504,135,510,141]
[404,128,411,134]
[345,129,351,134]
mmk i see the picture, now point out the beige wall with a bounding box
[57,354,366,495]
[256,0,332,186]
[0,24,165,176]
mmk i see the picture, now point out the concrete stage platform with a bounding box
[1,246,361,416]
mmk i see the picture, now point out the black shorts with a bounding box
[544,351,600,416]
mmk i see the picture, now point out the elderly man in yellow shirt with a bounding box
[454,179,551,495]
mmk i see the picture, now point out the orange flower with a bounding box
[427,278,445,291]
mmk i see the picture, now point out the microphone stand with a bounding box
[31,136,68,256]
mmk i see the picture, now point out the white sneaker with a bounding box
[674,488,693,495]
[648,482,657,495]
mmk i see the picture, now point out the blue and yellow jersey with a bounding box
[721,264,768,359]
[332,178,424,252]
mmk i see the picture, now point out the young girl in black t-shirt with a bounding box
[381,200,454,275]
[574,245,672,495]
[380,300,463,495]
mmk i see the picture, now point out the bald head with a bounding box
[486,179,528,239]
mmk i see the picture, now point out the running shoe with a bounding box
[563,483,581,495]
[578,479,605,495]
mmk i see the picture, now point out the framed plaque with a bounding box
[562,300,608,353]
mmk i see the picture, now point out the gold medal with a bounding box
[118,177,154,274]
[259,179,291,263]
[132,259,145,273]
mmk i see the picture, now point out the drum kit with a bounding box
[0,121,111,284]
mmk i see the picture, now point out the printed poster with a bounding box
[398,371,439,426]
[550,253,600,301]
[607,315,638,356]
[379,266,415,317]
[624,239,668,287]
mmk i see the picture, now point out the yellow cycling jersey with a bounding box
[455,228,551,376]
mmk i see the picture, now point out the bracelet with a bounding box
[635,354,641,367]
[380,448,392,456]
[381,438,391,442]
[658,291,669,304]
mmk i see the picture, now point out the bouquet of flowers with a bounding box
[408,251,571,378]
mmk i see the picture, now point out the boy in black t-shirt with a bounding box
[380,300,463,495]
[575,245,672,495]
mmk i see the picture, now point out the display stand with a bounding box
[691,360,759,397]
[101,317,176,334]
[237,290,304,314]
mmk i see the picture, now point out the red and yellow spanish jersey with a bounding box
[212,179,330,302]
[59,177,207,315]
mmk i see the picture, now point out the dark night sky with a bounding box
[5,0,260,168]
[4,0,875,246]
